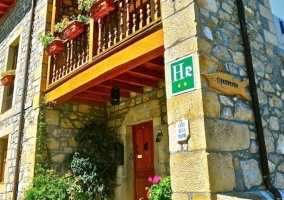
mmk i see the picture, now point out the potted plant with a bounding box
[37,32,64,56]
[78,0,116,20]
[1,70,15,86]
[54,15,89,40]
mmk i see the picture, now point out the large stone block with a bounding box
[45,110,59,125]
[193,193,211,200]
[172,193,190,200]
[164,37,198,64]
[259,4,273,21]
[234,102,254,123]
[78,104,91,113]
[48,138,60,150]
[208,153,236,192]
[170,151,210,192]
[167,89,204,124]
[199,54,224,74]
[169,117,207,153]
[163,3,197,48]
[196,0,217,13]
[240,159,262,189]
[26,125,38,139]
[202,90,220,118]
[205,118,250,151]
[161,0,175,20]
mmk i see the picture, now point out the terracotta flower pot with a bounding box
[63,20,85,40]
[1,74,15,86]
[90,0,116,20]
[45,39,64,56]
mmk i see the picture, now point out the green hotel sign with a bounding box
[170,54,195,96]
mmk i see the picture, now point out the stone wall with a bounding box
[162,0,284,199]
[0,0,55,199]
[45,102,106,172]
[198,0,284,192]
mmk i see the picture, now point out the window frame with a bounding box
[0,138,8,183]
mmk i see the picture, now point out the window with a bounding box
[270,0,284,55]
[0,138,8,183]
[1,40,19,113]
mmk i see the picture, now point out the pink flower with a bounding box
[152,175,162,184]
[148,177,153,183]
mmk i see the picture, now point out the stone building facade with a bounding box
[0,0,284,199]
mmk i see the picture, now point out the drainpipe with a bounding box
[236,0,282,199]
[12,0,35,199]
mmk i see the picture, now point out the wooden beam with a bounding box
[113,74,157,88]
[45,28,164,104]
[74,91,109,102]
[99,80,144,93]
[87,85,130,98]
[67,97,107,107]
[127,67,164,80]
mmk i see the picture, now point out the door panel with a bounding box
[133,121,154,200]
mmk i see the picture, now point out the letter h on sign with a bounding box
[170,54,195,96]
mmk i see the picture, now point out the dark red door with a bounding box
[133,121,154,200]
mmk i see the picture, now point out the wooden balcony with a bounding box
[45,0,164,106]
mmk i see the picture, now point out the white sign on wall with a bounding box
[273,14,284,54]
[176,120,189,141]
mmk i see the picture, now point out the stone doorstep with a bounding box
[211,190,276,200]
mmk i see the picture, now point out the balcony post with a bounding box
[46,0,59,87]
[89,19,94,62]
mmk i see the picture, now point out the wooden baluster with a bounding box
[66,42,70,74]
[61,52,66,76]
[83,26,88,63]
[52,55,56,83]
[78,35,82,67]
[108,14,113,48]
[98,18,103,54]
[119,0,124,40]
[132,0,137,33]
[59,67,62,79]
[146,0,151,24]
[113,7,119,44]
[126,0,130,36]
[113,26,118,44]
[70,40,74,72]
[72,39,78,70]
[102,18,106,51]
[154,0,159,20]
[139,0,144,28]
[80,26,86,64]
[54,55,59,81]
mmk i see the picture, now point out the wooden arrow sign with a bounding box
[202,72,249,100]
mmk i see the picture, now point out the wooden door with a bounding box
[133,121,154,200]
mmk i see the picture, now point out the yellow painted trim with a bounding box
[8,26,23,46]
[45,29,164,103]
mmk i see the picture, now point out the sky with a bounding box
[270,0,284,19]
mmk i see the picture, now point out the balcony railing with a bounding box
[48,0,161,87]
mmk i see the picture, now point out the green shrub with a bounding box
[0,69,15,77]
[67,122,120,199]
[37,32,54,49]
[147,176,172,200]
[24,167,71,200]
[78,0,96,11]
